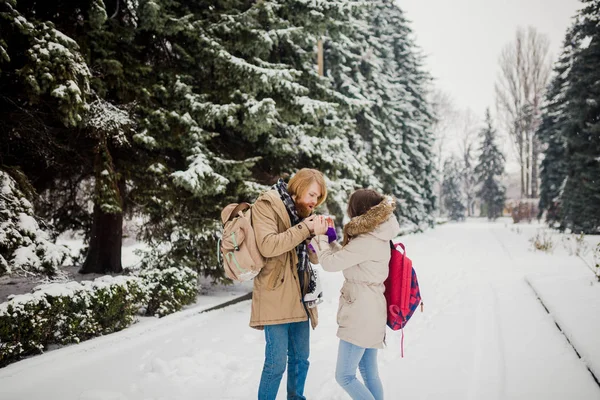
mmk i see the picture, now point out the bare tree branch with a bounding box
[495,26,551,198]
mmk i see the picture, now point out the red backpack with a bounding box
[384,241,423,357]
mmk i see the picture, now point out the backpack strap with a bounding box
[226,252,245,275]
[391,241,410,315]
[221,202,251,224]
[401,327,405,358]
[217,237,222,266]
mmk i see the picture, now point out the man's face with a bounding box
[294,181,322,219]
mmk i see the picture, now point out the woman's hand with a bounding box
[313,215,328,235]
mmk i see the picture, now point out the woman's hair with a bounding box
[287,168,327,206]
[347,189,385,218]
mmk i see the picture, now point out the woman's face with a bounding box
[294,181,322,218]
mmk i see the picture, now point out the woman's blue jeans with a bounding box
[258,321,310,400]
[335,340,384,400]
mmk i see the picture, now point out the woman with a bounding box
[311,189,399,400]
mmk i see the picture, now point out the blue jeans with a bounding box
[335,340,384,400]
[258,321,310,400]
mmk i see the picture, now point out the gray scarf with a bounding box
[272,179,317,298]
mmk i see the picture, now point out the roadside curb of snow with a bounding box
[0,290,253,377]
[525,275,600,388]
[198,291,252,314]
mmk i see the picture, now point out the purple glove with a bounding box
[326,226,337,243]
[307,217,337,252]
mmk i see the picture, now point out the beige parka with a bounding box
[311,199,399,348]
[250,190,319,329]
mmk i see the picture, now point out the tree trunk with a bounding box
[531,135,540,198]
[525,133,531,198]
[79,180,125,274]
[520,165,526,198]
[520,136,526,198]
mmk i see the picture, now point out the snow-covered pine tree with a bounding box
[0,0,94,275]
[1,0,438,281]
[383,2,436,226]
[324,0,436,228]
[127,0,370,277]
[462,144,477,217]
[554,0,600,234]
[0,169,68,277]
[537,27,575,226]
[474,110,506,220]
[441,157,466,221]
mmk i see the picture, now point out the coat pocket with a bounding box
[336,287,355,326]
[257,257,285,291]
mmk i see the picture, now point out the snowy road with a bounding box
[1,219,599,400]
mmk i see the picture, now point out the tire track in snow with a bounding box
[526,279,600,389]
[467,283,507,400]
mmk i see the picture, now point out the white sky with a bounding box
[399,0,581,115]
[398,0,582,173]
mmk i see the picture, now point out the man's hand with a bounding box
[312,215,328,236]
[303,215,318,234]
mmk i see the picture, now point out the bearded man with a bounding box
[250,168,328,400]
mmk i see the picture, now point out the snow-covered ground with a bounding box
[0,218,599,400]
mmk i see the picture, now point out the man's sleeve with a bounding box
[252,199,311,258]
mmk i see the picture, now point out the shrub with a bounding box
[139,267,198,317]
[511,201,539,224]
[0,266,198,367]
[561,233,591,257]
[530,230,554,253]
[0,276,147,367]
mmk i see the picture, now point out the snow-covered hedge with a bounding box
[0,276,145,367]
[0,170,69,277]
[139,267,198,317]
[0,267,198,367]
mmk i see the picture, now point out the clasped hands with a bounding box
[303,214,331,236]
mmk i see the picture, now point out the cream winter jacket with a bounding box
[311,199,399,348]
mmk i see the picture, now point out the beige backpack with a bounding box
[218,202,265,281]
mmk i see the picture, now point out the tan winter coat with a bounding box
[311,199,399,348]
[250,190,319,329]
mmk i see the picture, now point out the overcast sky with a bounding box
[399,0,581,114]
[398,0,582,171]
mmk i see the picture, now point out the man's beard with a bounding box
[295,201,313,219]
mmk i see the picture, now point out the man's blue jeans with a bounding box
[258,321,310,400]
[335,340,384,400]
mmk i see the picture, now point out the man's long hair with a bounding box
[287,168,327,207]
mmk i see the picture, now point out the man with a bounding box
[251,168,328,400]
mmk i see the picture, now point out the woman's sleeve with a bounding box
[310,235,370,272]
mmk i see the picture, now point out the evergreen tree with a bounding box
[462,144,477,217]
[129,0,371,276]
[0,0,99,274]
[539,0,600,233]
[556,0,600,233]
[0,0,439,282]
[474,110,506,220]
[324,0,436,227]
[537,28,574,225]
[0,169,68,276]
[441,157,466,221]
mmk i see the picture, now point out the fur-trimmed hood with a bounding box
[342,197,399,245]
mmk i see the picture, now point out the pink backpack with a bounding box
[384,241,423,357]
